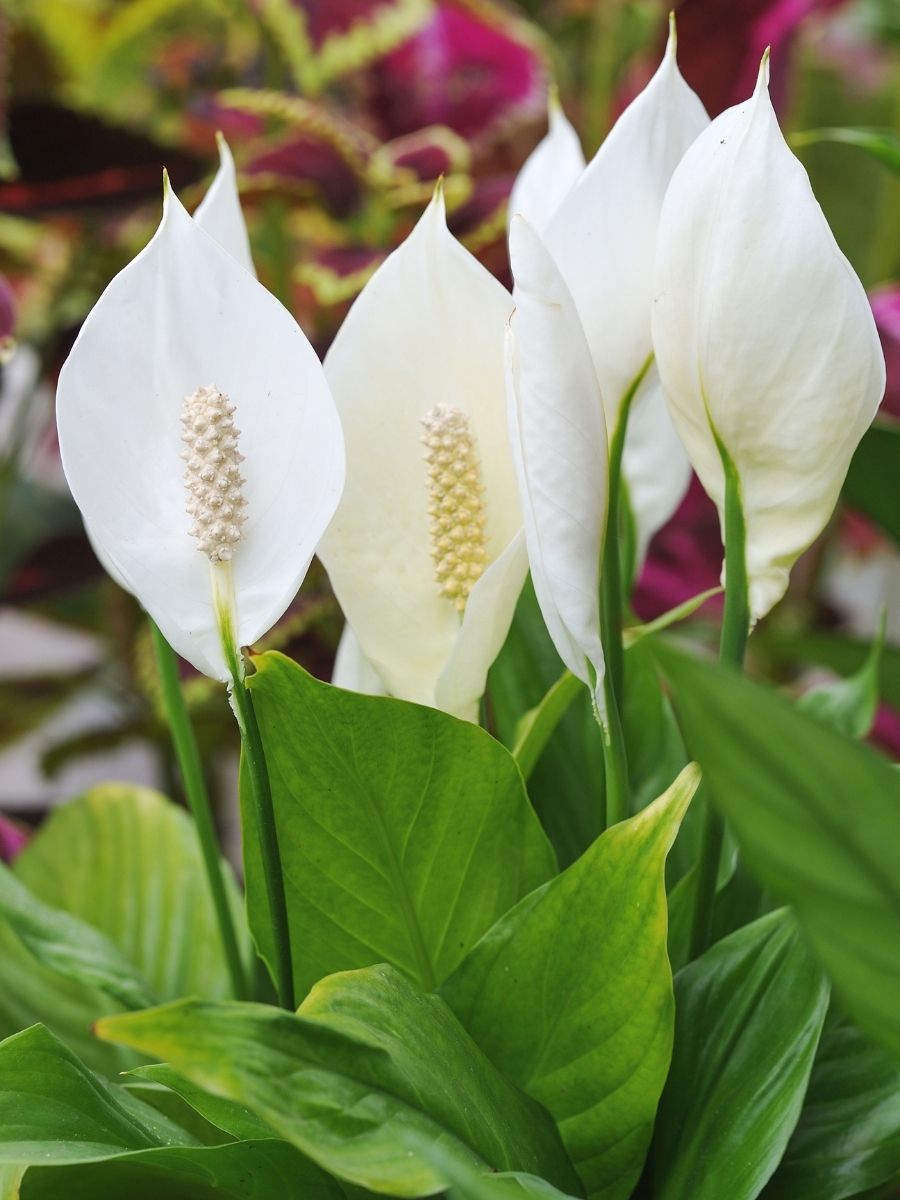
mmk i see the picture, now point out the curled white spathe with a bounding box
[651,59,886,619]
[57,184,345,680]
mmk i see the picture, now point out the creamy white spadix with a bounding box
[651,59,886,619]
[318,189,525,722]
[57,184,345,681]
[513,21,708,565]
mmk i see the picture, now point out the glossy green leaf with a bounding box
[793,128,900,177]
[127,1064,277,1142]
[18,1142,347,1200]
[763,1013,900,1200]
[0,1024,196,1165]
[243,652,556,998]
[489,577,605,867]
[98,964,581,1198]
[14,783,247,1002]
[651,910,830,1200]
[412,1138,580,1200]
[843,423,900,544]
[656,641,900,1058]
[512,669,581,781]
[0,861,154,1010]
[797,618,884,738]
[0,785,247,1076]
[442,765,699,1200]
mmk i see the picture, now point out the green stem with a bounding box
[600,354,652,708]
[688,445,750,960]
[228,675,295,1010]
[149,621,247,1001]
[596,356,652,827]
[601,669,630,828]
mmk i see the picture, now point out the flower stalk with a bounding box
[149,620,248,1001]
[688,441,750,959]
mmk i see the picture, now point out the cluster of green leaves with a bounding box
[0,610,899,1200]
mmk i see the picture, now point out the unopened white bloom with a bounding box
[651,57,886,619]
[318,189,526,722]
[509,21,708,564]
[506,216,608,716]
[57,183,345,681]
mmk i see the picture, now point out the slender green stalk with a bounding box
[228,675,295,1010]
[212,564,295,1011]
[601,670,630,828]
[688,445,750,960]
[596,356,652,827]
[149,621,247,1000]
[600,354,653,707]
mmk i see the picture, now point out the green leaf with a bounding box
[13,783,247,1003]
[0,1024,197,1165]
[127,1064,277,1142]
[797,617,884,738]
[243,652,556,997]
[0,861,155,1010]
[651,910,830,1200]
[843,423,900,544]
[793,128,900,177]
[762,1012,900,1200]
[511,670,581,781]
[489,577,605,867]
[412,1137,580,1199]
[656,641,900,1059]
[97,964,581,1198]
[17,1141,346,1200]
[441,765,700,1200]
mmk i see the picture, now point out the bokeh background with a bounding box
[0,0,898,851]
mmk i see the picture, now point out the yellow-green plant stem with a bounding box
[213,566,295,1011]
[688,446,751,961]
[229,674,295,1011]
[597,356,652,827]
[149,621,248,1001]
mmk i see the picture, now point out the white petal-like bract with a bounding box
[194,134,256,276]
[318,189,524,720]
[57,187,345,679]
[506,216,608,713]
[651,65,886,618]
[507,96,586,236]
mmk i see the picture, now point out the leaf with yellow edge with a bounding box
[441,765,700,1200]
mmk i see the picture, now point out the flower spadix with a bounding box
[651,55,886,619]
[510,19,708,563]
[57,182,345,681]
[506,215,608,717]
[318,189,525,722]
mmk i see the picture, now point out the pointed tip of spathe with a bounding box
[666,10,677,57]
[756,46,771,92]
[214,130,235,169]
[547,79,561,117]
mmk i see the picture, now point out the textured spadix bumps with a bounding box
[56,183,344,681]
[651,61,886,619]
[319,190,525,722]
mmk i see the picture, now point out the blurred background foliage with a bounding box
[0,0,898,843]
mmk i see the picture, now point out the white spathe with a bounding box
[507,216,608,716]
[508,22,706,565]
[507,95,585,237]
[651,59,886,619]
[85,136,257,592]
[318,189,526,722]
[57,185,345,680]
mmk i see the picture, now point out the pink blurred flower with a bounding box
[871,285,900,419]
[0,813,28,863]
[0,272,16,348]
[633,478,723,621]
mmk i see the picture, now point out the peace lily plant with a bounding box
[1,15,898,1200]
